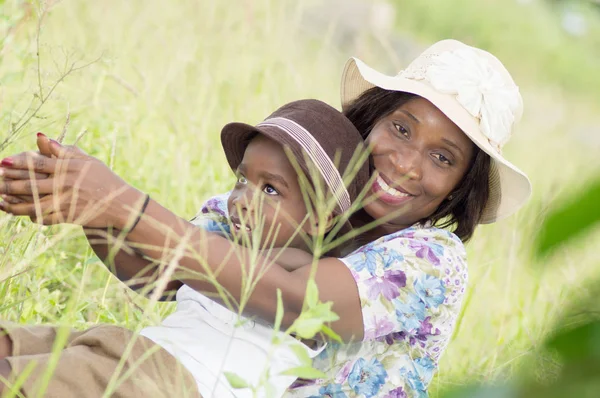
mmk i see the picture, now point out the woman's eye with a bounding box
[263,184,279,196]
[393,123,409,138]
[433,153,452,165]
[237,176,248,184]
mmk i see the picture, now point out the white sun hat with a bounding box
[340,39,532,224]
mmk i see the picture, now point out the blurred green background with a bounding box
[0,0,599,396]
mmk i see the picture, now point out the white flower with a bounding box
[425,48,521,149]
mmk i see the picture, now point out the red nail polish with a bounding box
[0,158,13,167]
[37,132,46,138]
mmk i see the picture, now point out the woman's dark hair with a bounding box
[343,87,491,242]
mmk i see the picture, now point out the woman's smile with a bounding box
[370,173,414,206]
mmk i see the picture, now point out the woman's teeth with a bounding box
[377,176,411,198]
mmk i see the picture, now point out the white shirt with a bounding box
[141,285,324,398]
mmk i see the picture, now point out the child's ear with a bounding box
[306,214,335,237]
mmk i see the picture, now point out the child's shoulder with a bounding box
[191,192,231,221]
[190,192,231,234]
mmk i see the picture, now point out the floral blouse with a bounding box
[194,193,468,398]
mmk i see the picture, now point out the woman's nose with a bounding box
[390,148,423,181]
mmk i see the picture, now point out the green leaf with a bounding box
[309,301,339,323]
[289,344,312,366]
[223,372,251,390]
[273,289,284,332]
[292,317,323,339]
[279,366,327,379]
[441,384,518,398]
[535,177,600,257]
[306,279,318,308]
[545,320,600,362]
[321,324,343,343]
[290,301,340,339]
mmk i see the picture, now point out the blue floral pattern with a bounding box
[197,193,468,398]
[310,383,348,398]
[348,358,387,397]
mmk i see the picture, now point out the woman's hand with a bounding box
[0,138,145,229]
[0,133,52,205]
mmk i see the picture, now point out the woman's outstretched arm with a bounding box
[84,227,182,299]
[0,138,364,341]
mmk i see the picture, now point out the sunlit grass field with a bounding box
[0,0,599,396]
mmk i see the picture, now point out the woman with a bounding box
[0,40,530,397]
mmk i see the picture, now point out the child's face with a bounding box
[227,135,314,251]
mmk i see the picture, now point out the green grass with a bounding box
[0,0,599,396]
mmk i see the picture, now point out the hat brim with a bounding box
[220,122,259,173]
[221,122,315,176]
[220,121,356,229]
[341,57,532,223]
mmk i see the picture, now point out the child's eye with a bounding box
[237,176,248,184]
[263,184,279,196]
[393,123,410,138]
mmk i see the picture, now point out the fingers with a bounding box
[47,139,87,159]
[1,152,60,174]
[1,194,26,205]
[0,178,64,196]
[0,195,57,218]
[0,174,46,203]
[0,168,48,180]
[36,133,54,158]
[1,133,89,174]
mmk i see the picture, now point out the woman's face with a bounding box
[364,96,475,231]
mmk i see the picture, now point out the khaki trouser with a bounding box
[0,322,200,398]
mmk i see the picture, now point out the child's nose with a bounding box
[233,186,257,212]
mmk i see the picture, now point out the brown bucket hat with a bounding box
[220,99,370,214]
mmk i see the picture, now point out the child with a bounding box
[139,99,370,398]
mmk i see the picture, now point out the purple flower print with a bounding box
[399,227,417,239]
[417,317,434,336]
[384,387,407,398]
[409,241,444,266]
[201,197,228,217]
[410,317,441,347]
[290,377,318,389]
[364,315,395,340]
[335,361,353,384]
[384,331,406,345]
[364,269,407,300]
